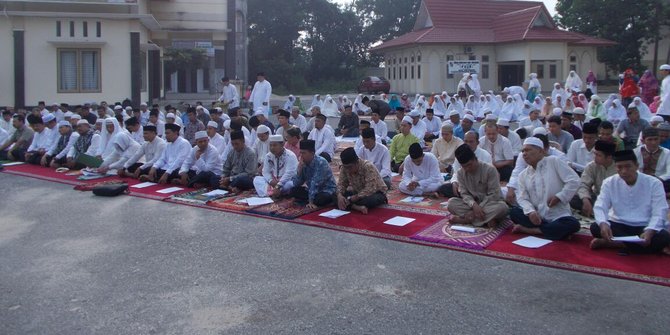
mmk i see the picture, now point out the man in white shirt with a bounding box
[176,131,223,188]
[0,110,15,137]
[439,130,493,198]
[510,137,581,240]
[146,123,192,184]
[124,117,144,145]
[369,109,388,143]
[218,77,240,113]
[408,109,427,147]
[249,72,272,117]
[253,134,298,197]
[423,108,442,142]
[519,109,543,130]
[496,118,522,155]
[308,114,336,162]
[254,125,271,167]
[656,64,670,122]
[289,107,307,133]
[547,115,574,153]
[39,114,61,167]
[431,123,464,172]
[399,143,443,196]
[275,109,292,137]
[479,123,515,182]
[24,114,52,165]
[591,149,670,254]
[45,121,77,168]
[633,127,670,192]
[206,121,225,155]
[567,122,598,173]
[121,125,166,178]
[356,128,392,189]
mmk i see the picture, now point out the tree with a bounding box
[354,0,420,43]
[555,0,668,73]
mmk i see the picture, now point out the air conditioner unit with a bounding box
[464,46,473,54]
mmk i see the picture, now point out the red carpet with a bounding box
[1,164,110,185]
[300,207,444,237]
[485,233,670,286]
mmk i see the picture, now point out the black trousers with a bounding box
[291,186,335,206]
[509,206,580,240]
[438,182,458,198]
[0,148,27,161]
[391,160,402,173]
[590,221,670,253]
[184,170,220,188]
[126,163,149,175]
[343,190,388,209]
[25,151,46,165]
[569,193,596,212]
[229,175,254,190]
[45,155,67,166]
[156,169,180,182]
[497,165,513,182]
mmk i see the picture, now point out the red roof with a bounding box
[372,0,615,51]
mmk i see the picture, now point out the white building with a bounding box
[0,0,247,108]
[371,0,615,95]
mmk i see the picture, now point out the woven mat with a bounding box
[206,191,264,211]
[246,198,320,219]
[73,179,127,191]
[411,217,512,250]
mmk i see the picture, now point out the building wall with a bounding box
[0,19,16,107]
[149,0,227,31]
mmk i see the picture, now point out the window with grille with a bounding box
[58,48,101,93]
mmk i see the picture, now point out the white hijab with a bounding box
[499,96,518,121]
[431,94,448,117]
[283,95,295,111]
[565,71,583,93]
[607,99,626,123]
[98,118,123,157]
[321,95,340,117]
[632,97,653,121]
[310,94,323,109]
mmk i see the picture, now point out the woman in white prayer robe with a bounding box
[631,97,653,121]
[97,118,124,159]
[431,94,448,117]
[415,96,428,116]
[310,94,323,110]
[447,96,464,117]
[470,73,482,98]
[527,73,541,102]
[553,95,566,109]
[532,96,545,112]
[565,70,583,94]
[464,95,480,117]
[604,93,617,111]
[97,130,141,172]
[499,96,519,122]
[321,95,340,117]
[483,94,501,116]
[283,95,296,111]
[607,99,626,125]
[551,83,568,104]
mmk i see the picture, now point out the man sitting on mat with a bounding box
[439,131,492,198]
[253,134,298,198]
[120,125,166,179]
[176,131,222,188]
[570,140,617,217]
[45,121,77,168]
[220,130,257,193]
[24,114,53,165]
[291,139,337,209]
[96,129,141,175]
[591,150,670,255]
[389,116,420,173]
[336,147,388,214]
[447,144,508,227]
[356,128,392,190]
[510,137,581,240]
[399,143,443,196]
[145,123,191,184]
[307,114,336,163]
[66,120,100,169]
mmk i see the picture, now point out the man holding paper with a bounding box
[590,150,670,254]
[447,144,508,227]
[336,148,388,214]
[510,137,581,240]
[399,143,443,196]
[253,134,298,197]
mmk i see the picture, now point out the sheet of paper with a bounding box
[1,162,25,166]
[384,216,415,227]
[512,236,553,249]
[202,189,229,197]
[612,236,645,243]
[318,209,350,219]
[131,182,157,189]
[155,187,184,194]
[451,225,476,233]
[391,172,400,177]
[245,197,274,206]
[400,196,424,203]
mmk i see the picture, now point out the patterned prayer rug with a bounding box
[73,179,128,191]
[411,217,512,250]
[1,164,87,185]
[246,198,321,219]
[206,191,264,211]
[169,188,229,205]
[385,188,448,212]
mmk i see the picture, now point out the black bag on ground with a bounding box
[92,183,129,197]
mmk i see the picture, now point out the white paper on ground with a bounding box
[391,172,400,177]
[202,189,229,197]
[245,197,274,206]
[451,225,476,233]
[384,216,415,226]
[155,187,184,194]
[319,209,350,219]
[612,236,645,243]
[512,236,553,249]
[400,196,424,203]
[131,182,157,189]
[1,162,25,166]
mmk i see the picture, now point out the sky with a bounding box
[331,0,559,16]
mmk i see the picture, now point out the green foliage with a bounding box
[247,0,418,93]
[554,0,669,73]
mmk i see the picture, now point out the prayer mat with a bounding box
[205,191,264,212]
[385,188,448,212]
[169,188,229,205]
[246,198,321,219]
[485,232,670,287]
[73,179,128,191]
[572,211,596,232]
[299,206,444,238]
[411,217,512,250]
[0,163,89,186]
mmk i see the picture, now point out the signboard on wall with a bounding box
[448,61,480,74]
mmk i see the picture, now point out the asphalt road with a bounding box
[0,173,668,335]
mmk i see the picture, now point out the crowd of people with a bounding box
[2,67,670,256]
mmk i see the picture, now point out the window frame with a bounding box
[57,48,102,93]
